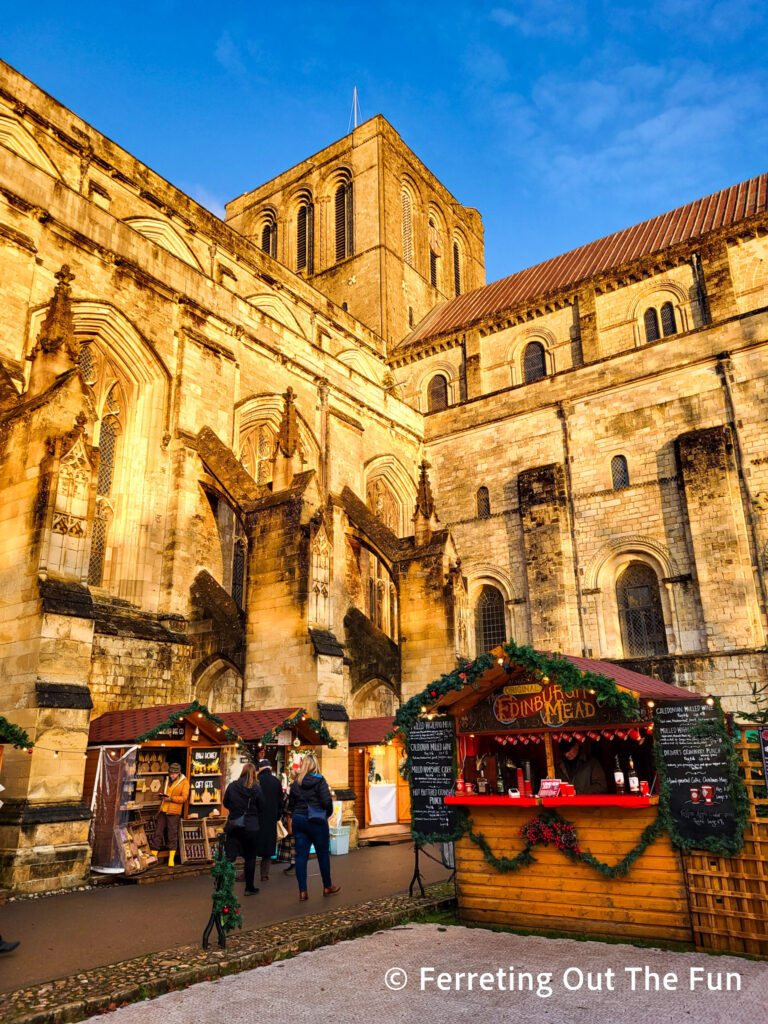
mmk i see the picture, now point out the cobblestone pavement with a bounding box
[0,884,454,1024]
[79,923,765,1024]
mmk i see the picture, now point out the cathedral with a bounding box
[1,57,767,890]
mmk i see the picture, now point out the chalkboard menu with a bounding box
[654,701,741,851]
[409,718,456,838]
[759,728,768,790]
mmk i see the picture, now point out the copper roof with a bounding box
[400,173,768,348]
[349,717,396,745]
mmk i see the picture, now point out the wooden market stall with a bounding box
[414,646,745,945]
[86,702,242,874]
[219,707,333,784]
[348,717,411,840]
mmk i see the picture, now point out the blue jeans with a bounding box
[292,813,332,891]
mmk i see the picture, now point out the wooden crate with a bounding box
[179,818,208,863]
[683,724,768,957]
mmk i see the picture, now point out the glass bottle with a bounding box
[613,755,626,795]
[627,756,640,794]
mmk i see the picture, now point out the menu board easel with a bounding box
[409,717,456,838]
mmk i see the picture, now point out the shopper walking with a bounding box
[223,762,265,895]
[287,752,340,901]
[256,757,284,881]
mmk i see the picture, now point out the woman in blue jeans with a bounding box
[287,753,340,901]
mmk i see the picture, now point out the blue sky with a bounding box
[3,1,767,284]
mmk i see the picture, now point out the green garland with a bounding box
[134,700,240,745]
[210,842,242,932]
[393,638,639,744]
[0,715,34,750]
[654,698,748,857]
[257,709,338,749]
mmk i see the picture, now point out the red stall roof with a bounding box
[89,704,230,745]
[349,717,396,745]
[219,709,329,746]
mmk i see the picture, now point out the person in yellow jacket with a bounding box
[151,762,189,866]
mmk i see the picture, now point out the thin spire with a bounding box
[348,86,361,133]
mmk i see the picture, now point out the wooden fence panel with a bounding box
[683,724,768,957]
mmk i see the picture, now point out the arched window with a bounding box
[296,198,314,273]
[401,187,413,266]
[334,178,354,262]
[476,486,491,518]
[367,477,400,535]
[474,585,506,653]
[453,242,461,296]
[660,301,676,337]
[427,374,448,412]
[611,455,630,490]
[522,341,547,383]
[644,307,660,343]
[429,217,439,287]
[79,343,126,588]
[309,530,331,627]
[260,214,277,258]
[616,562,668,658]
[240,423,277,485]
[232,536,247,610]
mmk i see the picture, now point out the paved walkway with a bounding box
[80,923,765,1024]
[0,843,448,995]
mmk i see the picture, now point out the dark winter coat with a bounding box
[256,769,284,857]
[556,753,608,795]
[288,772,333,818]
[223,778,265,832]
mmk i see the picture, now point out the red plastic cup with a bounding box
[640,780,650,796]
[701,784,715,804]
[690,786,700,803]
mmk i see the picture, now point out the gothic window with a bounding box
[427,374,448,412]
[232,536,247,610]
[522,341,547,383]
[408,306,414,329]
[611,455,630,491]
[660,301,677,336]
[453,242,461,297]
[476,486,491,518]
[240,423,277,485]
[334,178,354,262]
[296,198,314,273]
[261,216,277,258]
[77,342,126,588]
[309,530,331,627]
[644,307,660,343]
[388,584,397,641]
[367,477,400,535]
[474,585,506,653]
[429,218,439,287]
[401,187,413,266]
[616,562,668,658]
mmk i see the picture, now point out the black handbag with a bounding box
[307,802,326,823]
[225,792,251,832]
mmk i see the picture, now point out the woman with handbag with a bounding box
[287,753,340,901]
[223,762,265,895]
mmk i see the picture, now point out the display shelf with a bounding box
[136,772,168,776]
[541,795,657,808]
[445,795,538,807]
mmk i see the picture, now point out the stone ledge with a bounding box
[0,882,455,1023]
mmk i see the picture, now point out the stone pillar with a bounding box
[575,287,599,363]
[676,425,762,651]
[518,463,576,649]
[698,239,739,323]
[463,329,482,400]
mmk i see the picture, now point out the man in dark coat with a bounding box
[257,758,284,881]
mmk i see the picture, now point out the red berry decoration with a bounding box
[223,907,229,914]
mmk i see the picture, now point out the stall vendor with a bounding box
[150,762,189,866]
[556,740,607,795]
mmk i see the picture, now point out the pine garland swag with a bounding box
[210,843,242,933]
[257,709,338,749]
[134,700,240,745]
[0,715,34,750]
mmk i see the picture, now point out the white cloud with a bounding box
[183,184,226,220]
[490,2,588,40]
[215,30,247,79]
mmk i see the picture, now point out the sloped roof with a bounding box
[399,173,768,348]
[219,708,329,745]
[349,717,396,745]
[89,704,227,744]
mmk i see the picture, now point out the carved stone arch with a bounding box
[417,359,460,410]
[584,536,680,591]
[350,676,401,718]
[584,537,681,659]
[193,655,244,714]
[326,163,353,192]
[244,293,307,338]
[363,454,416,538]
[123,217,203,270]
[465,563,515,603]
[0,111,62,178]
[237,392,320,464]
[506,328,556,385]
[629,279,691,341]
